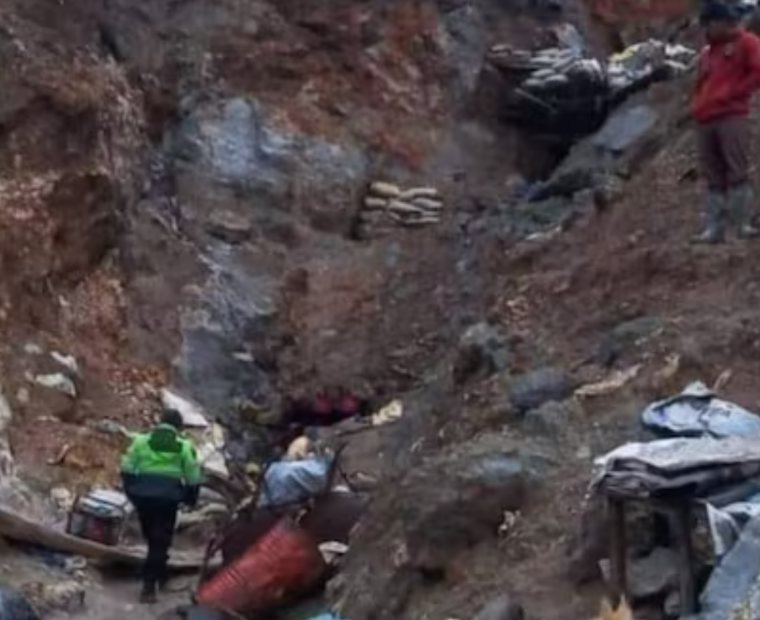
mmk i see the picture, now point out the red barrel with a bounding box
[196,518,326,617]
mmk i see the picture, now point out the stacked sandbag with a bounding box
[356,182,443,238]
[522,57,605,94]
[607,40,695,94]
[487,45,581,73]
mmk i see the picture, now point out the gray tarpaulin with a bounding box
[641,382,760,439]
[592,437,760,557]
[686,514,760,620]
[592,437,760,498]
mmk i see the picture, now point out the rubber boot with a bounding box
[692,191,725,244]
[140,582,157,604]
[727,183,760,239]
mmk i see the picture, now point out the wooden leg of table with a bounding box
[608,497,627,608]
[671,502,698,617]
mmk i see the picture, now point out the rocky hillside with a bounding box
[3,0,757,619]
[0,0,613,474]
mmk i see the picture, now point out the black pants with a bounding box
[132,497,179,587]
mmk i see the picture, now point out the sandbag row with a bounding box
[356,182,443,238]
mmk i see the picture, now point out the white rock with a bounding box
[161,388,209,428]
[34,373,77,398]
[23,343,43,356]
[51,351,79,375]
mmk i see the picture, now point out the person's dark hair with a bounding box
[699,1,738,25]
[161,409,184,430]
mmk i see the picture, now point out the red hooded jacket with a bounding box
[691,29,760,124]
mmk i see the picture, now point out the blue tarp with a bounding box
[641,382,760,439]
[257,458,331,508]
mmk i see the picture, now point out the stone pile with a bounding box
[355,182,443,238]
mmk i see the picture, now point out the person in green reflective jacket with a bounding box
[121,409,201,604]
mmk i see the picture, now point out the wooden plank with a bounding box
[670,501,698,617]
[0,507,205,570]
[608,497,627,608]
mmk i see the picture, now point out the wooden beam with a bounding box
[608,496,627,608]
[0,507,206,570]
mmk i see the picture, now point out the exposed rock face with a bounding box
[332,434,549,620]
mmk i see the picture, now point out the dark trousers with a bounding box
[697,115,751,192]
[132,497,179,586]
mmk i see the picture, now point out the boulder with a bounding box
[596,316,664,367]
[532,96,665,203]
[523,400,580,437]
[333,435,549,620]
[509,367,579,413]
[471,595,524,620]
[453,322,511,384]
[626,547,678,601]
[664,590,680,619]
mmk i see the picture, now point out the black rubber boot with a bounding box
[692,191,725,244]
[727,183,760,239]
[140,582,157,605]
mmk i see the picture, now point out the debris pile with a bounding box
[584,382,760,619]
[488,39,695,134]
[355,182,443,239]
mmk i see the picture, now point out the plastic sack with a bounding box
[257,458,330,508]
[196,518,325,617]
[641,382,760,438]
[695,514,760,620]
[0,586,40,620]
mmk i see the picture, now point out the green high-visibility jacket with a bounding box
[121,424,201,502]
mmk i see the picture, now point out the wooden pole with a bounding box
[608,497,627,608]
[670,501,698,617]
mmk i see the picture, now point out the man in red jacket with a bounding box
[691,2,760,243]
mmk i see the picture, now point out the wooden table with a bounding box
[606,494,698,617]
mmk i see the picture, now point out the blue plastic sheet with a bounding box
[0,586,40,620]
[257,458,330,508]
[641,382,760,439]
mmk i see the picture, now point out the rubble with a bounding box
[22,579,86,615]
[332,435,547,620]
